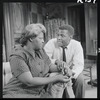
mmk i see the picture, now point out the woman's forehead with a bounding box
[37,32,44,37]
[59,29,68,33]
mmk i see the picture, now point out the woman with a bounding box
[3,23,69,98]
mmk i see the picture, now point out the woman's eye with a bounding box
[61,34,64,37]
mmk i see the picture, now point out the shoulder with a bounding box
[49,38,57,42]
[39,48,48,57]
[71,39,82,46]
[70,39,83,50]
[46,38,57,45]
[38,49,51,62]
[44,38,57,48]
[9,49,29,61]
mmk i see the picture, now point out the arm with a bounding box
[49,63,61,73]
[18,71,70,87]
[10,56,69,87]
[44,39,57,64]
[44,39,64,69]
[41,48,61,73]
[71,42,84,79]
[17,71,59,86]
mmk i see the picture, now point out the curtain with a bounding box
[3,3,29,61]
[89,4,97,53]
[3,26,6,62]
[3,3,14,61]
[68,6,81,41]
[44,18,66,43]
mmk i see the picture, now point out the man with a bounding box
[44,24,85,98]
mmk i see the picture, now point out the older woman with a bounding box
[3,23,69,98]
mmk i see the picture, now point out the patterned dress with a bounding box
[3,48,53,98]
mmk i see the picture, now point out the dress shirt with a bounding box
[44,38,84,79]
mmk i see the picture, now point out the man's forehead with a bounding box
[58,29,68,34]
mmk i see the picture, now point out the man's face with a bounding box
[31,32,44,50]
[57,29,71,47]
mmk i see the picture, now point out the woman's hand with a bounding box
[55,74,70,83]
[64,67,75,78]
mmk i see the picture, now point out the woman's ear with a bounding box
[29,38,33,42]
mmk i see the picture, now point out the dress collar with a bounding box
[23,48,36,58]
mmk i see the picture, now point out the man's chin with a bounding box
[58,43,63,47]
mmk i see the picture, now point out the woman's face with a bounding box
[31,32,44,50]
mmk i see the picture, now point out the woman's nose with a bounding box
[42,39,44,43]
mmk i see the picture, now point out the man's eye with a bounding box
[39,37,43,40]
[57,34,62,36]
[61,34,64,37]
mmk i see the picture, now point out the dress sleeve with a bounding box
[9,55,30,78]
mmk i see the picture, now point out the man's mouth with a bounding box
[57,41,62,43]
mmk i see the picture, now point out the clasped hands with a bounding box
[55,59,74,78]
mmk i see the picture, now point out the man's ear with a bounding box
[70,35,73,39]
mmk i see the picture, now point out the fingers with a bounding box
[63,78,70,83]
[56,74,71,83]
[62,62,66,67]
[64,67,73,76]
[57,61,64,71]
[63,75,68,79]
[59,61,65,69]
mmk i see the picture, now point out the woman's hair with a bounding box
[18,23,46,46]
[59,24,74,36]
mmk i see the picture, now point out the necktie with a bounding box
[62,47,69,98]
[62,47,66,62]
[62,47,66,75]
[62,47,74,98]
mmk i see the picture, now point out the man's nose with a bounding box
[58,35,62,40]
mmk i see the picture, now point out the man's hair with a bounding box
[59,24,74,36]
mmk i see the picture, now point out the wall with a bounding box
[85,3,97,56]
[3,3,46,61]
[64,3,97,57]
[30,3,46,24]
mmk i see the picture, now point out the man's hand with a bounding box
[64,67,74,77]
[55,59,75,77]
[55,59,66,71]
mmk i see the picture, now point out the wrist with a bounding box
[52,75,59,82]
[55,60,60,71]
[71,72,76,79]
[55,59,59,65]
[72,72,75,76]
[56,65,61,72]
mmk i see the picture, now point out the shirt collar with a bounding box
[65,39,72,49]
[56,38,72,49]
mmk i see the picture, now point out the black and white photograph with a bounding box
[2,1,98,98]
